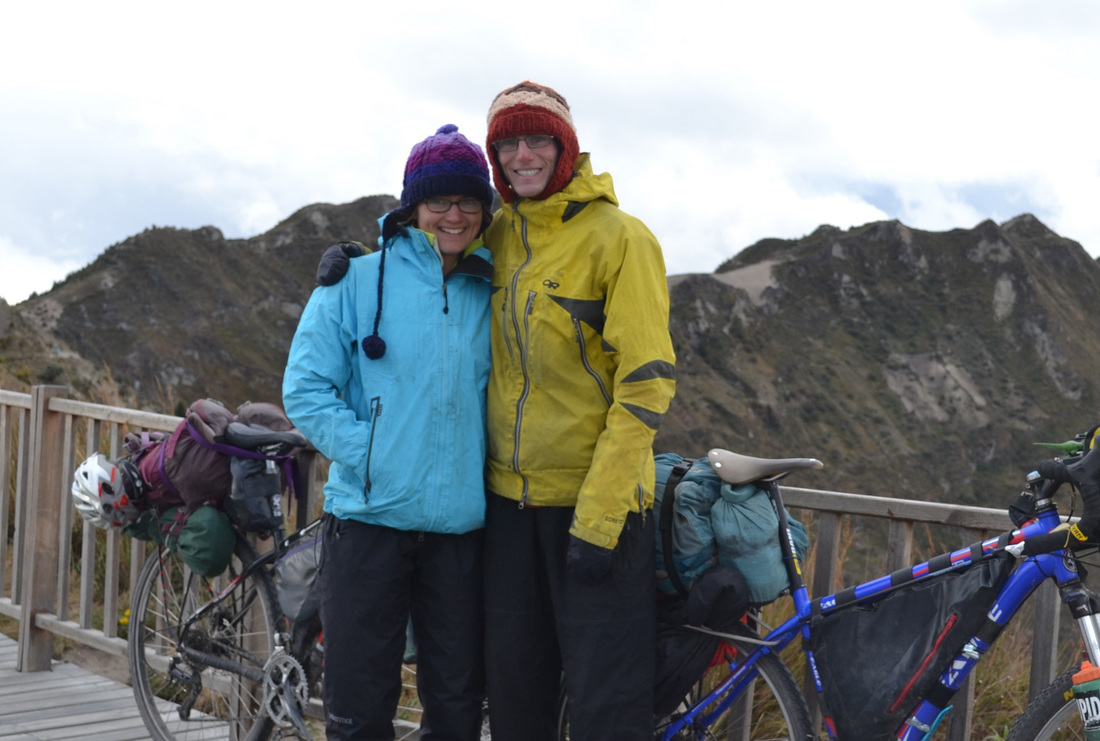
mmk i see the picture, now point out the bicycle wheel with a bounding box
[556,623,813,741]
[1005,667,1083,741]
[676,643,813,741]
[129,539,280,741]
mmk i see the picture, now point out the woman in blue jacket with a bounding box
[283,124,493,741]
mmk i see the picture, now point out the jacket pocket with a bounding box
[572,317,612,406]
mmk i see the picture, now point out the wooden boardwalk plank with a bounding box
[0,633,330,741]
[0,633,151,741]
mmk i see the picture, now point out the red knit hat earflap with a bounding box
[486,81,579,203]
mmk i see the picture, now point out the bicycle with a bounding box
[127,420,485,741]
[128,421,325,741]
[557,431,1100,740]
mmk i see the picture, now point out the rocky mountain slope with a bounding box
[657,215,1100,504]
[6,195,397,408]
[2,201,1097,508]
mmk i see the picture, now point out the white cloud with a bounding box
[1,0,1099,303]
[0,234,83,304]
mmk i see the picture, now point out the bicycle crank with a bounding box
[262,651,312,740]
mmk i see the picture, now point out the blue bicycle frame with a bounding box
[659,472,1100,741]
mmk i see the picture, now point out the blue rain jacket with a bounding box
[283,219,492,534]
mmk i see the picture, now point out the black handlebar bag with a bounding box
[809,551,1014,740]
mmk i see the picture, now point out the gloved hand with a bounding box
[316,241,367,286]
[566,534,614,584]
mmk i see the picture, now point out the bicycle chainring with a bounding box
[262,651,310,732]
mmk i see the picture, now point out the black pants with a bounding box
[319,513,485,741]
[484,494,656,741]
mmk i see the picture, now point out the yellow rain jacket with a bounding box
[486,154,677,549]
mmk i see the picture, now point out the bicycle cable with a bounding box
[679,623,781,647]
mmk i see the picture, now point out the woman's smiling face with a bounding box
[416,197,483,271]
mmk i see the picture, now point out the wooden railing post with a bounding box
[295,448,325,526]
[17,385,67,672]
[7,401,31,606]
[1029,579,1060,701]
[803,510,842,727]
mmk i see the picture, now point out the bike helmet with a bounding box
[71,454,145,529]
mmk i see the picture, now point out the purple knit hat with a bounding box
[400,124,493,210]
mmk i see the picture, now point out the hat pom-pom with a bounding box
[436,123,458,136]
[363,334,386,360]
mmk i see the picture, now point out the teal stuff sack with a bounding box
[712,482,809,604]
[654,454,720,592]
[161,505,236,577]
[655,453,808,605]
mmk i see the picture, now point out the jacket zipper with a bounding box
[510,210,534,506]
[572,317,612,406]
[364,395,382,495]
[501,286,513,357]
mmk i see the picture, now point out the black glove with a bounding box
[566,535,614,584]
[316,241,367,286]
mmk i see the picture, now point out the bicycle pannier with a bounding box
[226,455,284,531]
[133,398,236,511]
[274,533,322,624]
[810,552,1014,740]
[654,565,750,716]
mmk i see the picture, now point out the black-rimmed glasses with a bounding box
[491,134,555,153]
[424,197,483,214]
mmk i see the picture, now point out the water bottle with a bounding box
[1072,661,1100,740]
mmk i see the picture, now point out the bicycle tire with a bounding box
[129,538,280,741]
[1005,667,1083,741]
[556,623,814,741]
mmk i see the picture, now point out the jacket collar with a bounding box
[509,154,618,225]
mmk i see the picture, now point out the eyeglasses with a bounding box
[491,134,555,153]
[423,197,483,214]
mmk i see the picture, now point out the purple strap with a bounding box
[183,421,302,501]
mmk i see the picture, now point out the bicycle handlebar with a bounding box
[1018,449,1100,556]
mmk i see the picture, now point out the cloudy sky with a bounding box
[2,1,1098,305]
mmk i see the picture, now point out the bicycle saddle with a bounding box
[225,421,309,454]
[707,448,823,485]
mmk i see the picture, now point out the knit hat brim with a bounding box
[401,171,495,212]
[486,83,580,203]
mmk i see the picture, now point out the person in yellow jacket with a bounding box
[483,81,677,741]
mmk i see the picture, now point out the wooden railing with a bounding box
[0,386,1066,740]
[0,386,324,671]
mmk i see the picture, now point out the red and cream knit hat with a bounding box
[486,81,580,203]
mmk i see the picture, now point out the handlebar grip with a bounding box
[1021,452,1100,555]
[1036,459,1073,484]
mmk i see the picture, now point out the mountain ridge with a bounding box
[2,199,1097,509]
